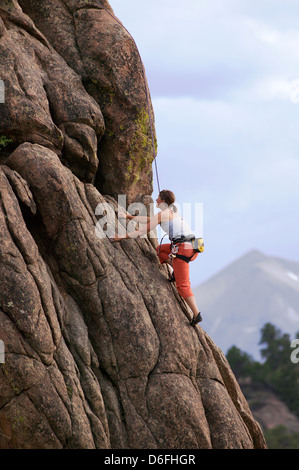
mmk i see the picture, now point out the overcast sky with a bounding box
[110,0,299,285]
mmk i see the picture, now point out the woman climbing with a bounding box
[112,189,202,326]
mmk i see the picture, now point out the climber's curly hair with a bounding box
[159,190,177,212]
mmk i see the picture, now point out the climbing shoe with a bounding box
[190,312,202,326]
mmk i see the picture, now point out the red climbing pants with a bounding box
[157,243,198,299]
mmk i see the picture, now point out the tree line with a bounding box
[226,323,299,449]
[227,322,299,415]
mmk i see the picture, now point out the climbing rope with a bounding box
[95,1,161,193]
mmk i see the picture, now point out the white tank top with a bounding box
[160,214,193,240]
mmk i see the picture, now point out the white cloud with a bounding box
[229,76,297,103]
[258,79,293,101]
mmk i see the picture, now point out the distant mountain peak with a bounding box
[195,250,299,359]
[244,249,267,259]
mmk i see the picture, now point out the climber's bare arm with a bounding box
[128,215,149,224]
[112,212,161,241]
[118,206,149,224]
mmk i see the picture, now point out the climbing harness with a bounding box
[169,244,179,259]
[95,1,161,193]
[158,232,204,265]
[170,236,204,263]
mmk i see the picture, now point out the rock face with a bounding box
[18,0,156,204]
[0,0,267,449]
